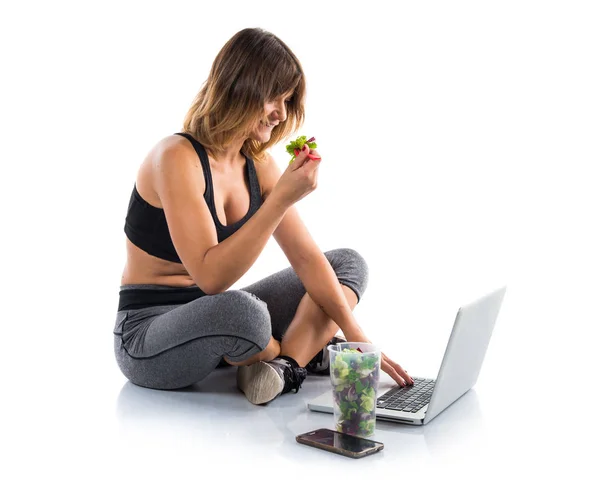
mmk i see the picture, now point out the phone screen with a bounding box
[297,428,382,454]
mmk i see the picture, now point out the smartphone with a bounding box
[296,428,384,459]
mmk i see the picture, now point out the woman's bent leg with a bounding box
[279,284,359,367]
[240,247,369,368]
[113,290,272,390]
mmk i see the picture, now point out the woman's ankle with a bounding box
[223,336,280,367]
[260,337,281,362]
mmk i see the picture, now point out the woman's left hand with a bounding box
[380,351,414,387]
[343,328,414,387]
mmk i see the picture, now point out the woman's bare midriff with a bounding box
[120,134,259,288]
[121,239,197,287]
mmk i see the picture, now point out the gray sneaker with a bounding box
[306,336,347,376]
[237,356,307,405]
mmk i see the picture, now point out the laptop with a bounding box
[307,286,507,426]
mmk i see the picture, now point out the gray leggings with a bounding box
[113,248,369,390]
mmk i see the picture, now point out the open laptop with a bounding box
[307,286,507,426]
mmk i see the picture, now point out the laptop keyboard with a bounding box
[376,377,435,413]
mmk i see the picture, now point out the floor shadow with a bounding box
[115,368,334,436]
[115,368,486,464]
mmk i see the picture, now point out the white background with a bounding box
[1,0,599,482]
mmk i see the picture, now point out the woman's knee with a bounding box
[324,248,369,303]
[217,290,272,362]
[217,290,271,331]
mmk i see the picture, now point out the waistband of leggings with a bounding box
[118,284,206,311]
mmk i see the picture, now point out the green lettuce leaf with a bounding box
[285,135,318,163]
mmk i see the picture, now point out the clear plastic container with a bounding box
[328,342,381,438]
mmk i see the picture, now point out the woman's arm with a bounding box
[155,141,316,294]
[154,142,289,294]
[200,196,289,294]
[296,255,367,341]
[201,146,319,293]
[273,205,366,340]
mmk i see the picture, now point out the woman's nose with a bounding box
[273,100,287,122]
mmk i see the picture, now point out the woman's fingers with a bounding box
[305,145,321,160]
[381,352,414,386]
[393,368,412,385]
[385,353,414,385]
[381,357,407,386]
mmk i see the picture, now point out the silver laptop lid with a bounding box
[423,286,507,424]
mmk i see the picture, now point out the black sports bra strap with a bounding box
[174,132,214,201]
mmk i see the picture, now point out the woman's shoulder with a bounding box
[153,133,198,158]
[149,134,204,173]
[137,134,205,207]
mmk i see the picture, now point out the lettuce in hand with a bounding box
[285,136,320,164]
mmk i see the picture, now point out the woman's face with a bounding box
[249,91,293,142]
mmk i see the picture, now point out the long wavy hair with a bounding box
[182,28,306,164]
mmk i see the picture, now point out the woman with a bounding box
[113,27,414,405]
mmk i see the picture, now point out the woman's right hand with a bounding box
[271,144,321,207]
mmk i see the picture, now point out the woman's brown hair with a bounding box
[182,28,306,164]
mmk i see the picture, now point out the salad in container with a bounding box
[328,342,381,438]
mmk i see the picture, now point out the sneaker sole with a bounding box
[237,361,284,405]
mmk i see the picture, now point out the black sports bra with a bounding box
[123,132,263,264]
